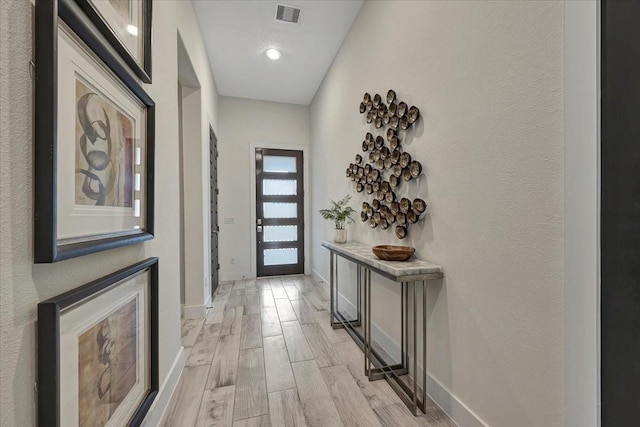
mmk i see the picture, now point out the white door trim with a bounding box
[564,2,601,426]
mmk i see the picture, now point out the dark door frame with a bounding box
[210,126,219,297]
[600,1,640,424]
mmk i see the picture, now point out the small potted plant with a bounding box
[319,195,356,244]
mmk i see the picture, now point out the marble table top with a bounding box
[321,241,443,282]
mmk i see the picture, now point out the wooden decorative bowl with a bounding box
[372,245,415,261]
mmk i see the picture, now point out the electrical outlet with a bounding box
[224,217,235,224]
[230,257,236,265]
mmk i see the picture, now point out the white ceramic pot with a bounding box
[334,229,347,244]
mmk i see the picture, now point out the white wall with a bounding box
[310,1,565,426]
[180,84,210,316]
[564,2,600,426]
[218,96,310,281]
[0,0,218,424]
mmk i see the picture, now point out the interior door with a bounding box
[255,148,304,277]
[210,127,219,296]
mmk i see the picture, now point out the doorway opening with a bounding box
[255,148,304,277]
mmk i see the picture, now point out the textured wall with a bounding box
[0,0,218,425]
[310,1,565,425]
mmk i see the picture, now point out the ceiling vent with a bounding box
[275,4,300,24]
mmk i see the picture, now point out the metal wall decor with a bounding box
[345,89,427,239]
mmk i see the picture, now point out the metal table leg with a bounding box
[422,280,427,413]
[368,269,372,380]
[331,255,362,330]
[334,256,339,325]
[367,281,409,381]
[329,252,334,325]
[363,268,369,376]
[402,282,407,370]
[412,280,418,415]
[356,265,362,325]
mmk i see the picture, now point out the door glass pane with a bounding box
[263,155,296,173]
[263,179,297,196]
[263,202,297,218]
[264,248,298,265]
[263,225,297,242]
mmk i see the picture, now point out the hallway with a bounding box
[1,1,620,425]
[164,276,454,426]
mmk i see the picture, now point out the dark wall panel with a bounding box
[601,1,640,425]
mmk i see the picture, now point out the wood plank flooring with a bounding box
[167,276,454,427]
[233,348,269,420]
[268,388,307,427]
[281,321,314,362]
[196,385,235,427]
[263,335,296,393]
[291,360,343,427]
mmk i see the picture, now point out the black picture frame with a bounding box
[74,0,152,83]
[37,257,159,427]
[35,0,155,263]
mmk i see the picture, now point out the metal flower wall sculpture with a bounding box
[346,90,427,239]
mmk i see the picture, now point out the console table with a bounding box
[321,241,443,415]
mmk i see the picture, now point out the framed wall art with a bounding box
[38,257,159,427]
[74,0,153,83]
[35,0,155,263]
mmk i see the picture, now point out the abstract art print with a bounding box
[38,258,159,427]
[78,298,137,426]
[75,78,134,208]
[34,5,155,263]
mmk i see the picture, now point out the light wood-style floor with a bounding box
[164,276,455,427]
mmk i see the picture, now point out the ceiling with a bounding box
[192,0,364,105]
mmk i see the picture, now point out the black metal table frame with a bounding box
[327,249,442,415]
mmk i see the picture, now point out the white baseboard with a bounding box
[311,268,327,285]
[427,375,488,427]
[220,271,255,282]
[310,269,331,296]
[182,303,206,319]
[141,346,186,426]
[335,290,486,427]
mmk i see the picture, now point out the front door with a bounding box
[255,148,304,277]
[210,127,219,296]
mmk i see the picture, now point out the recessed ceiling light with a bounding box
[126,25,139,36]
[266,48,281,60]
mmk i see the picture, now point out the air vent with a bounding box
[275,4,300,24]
